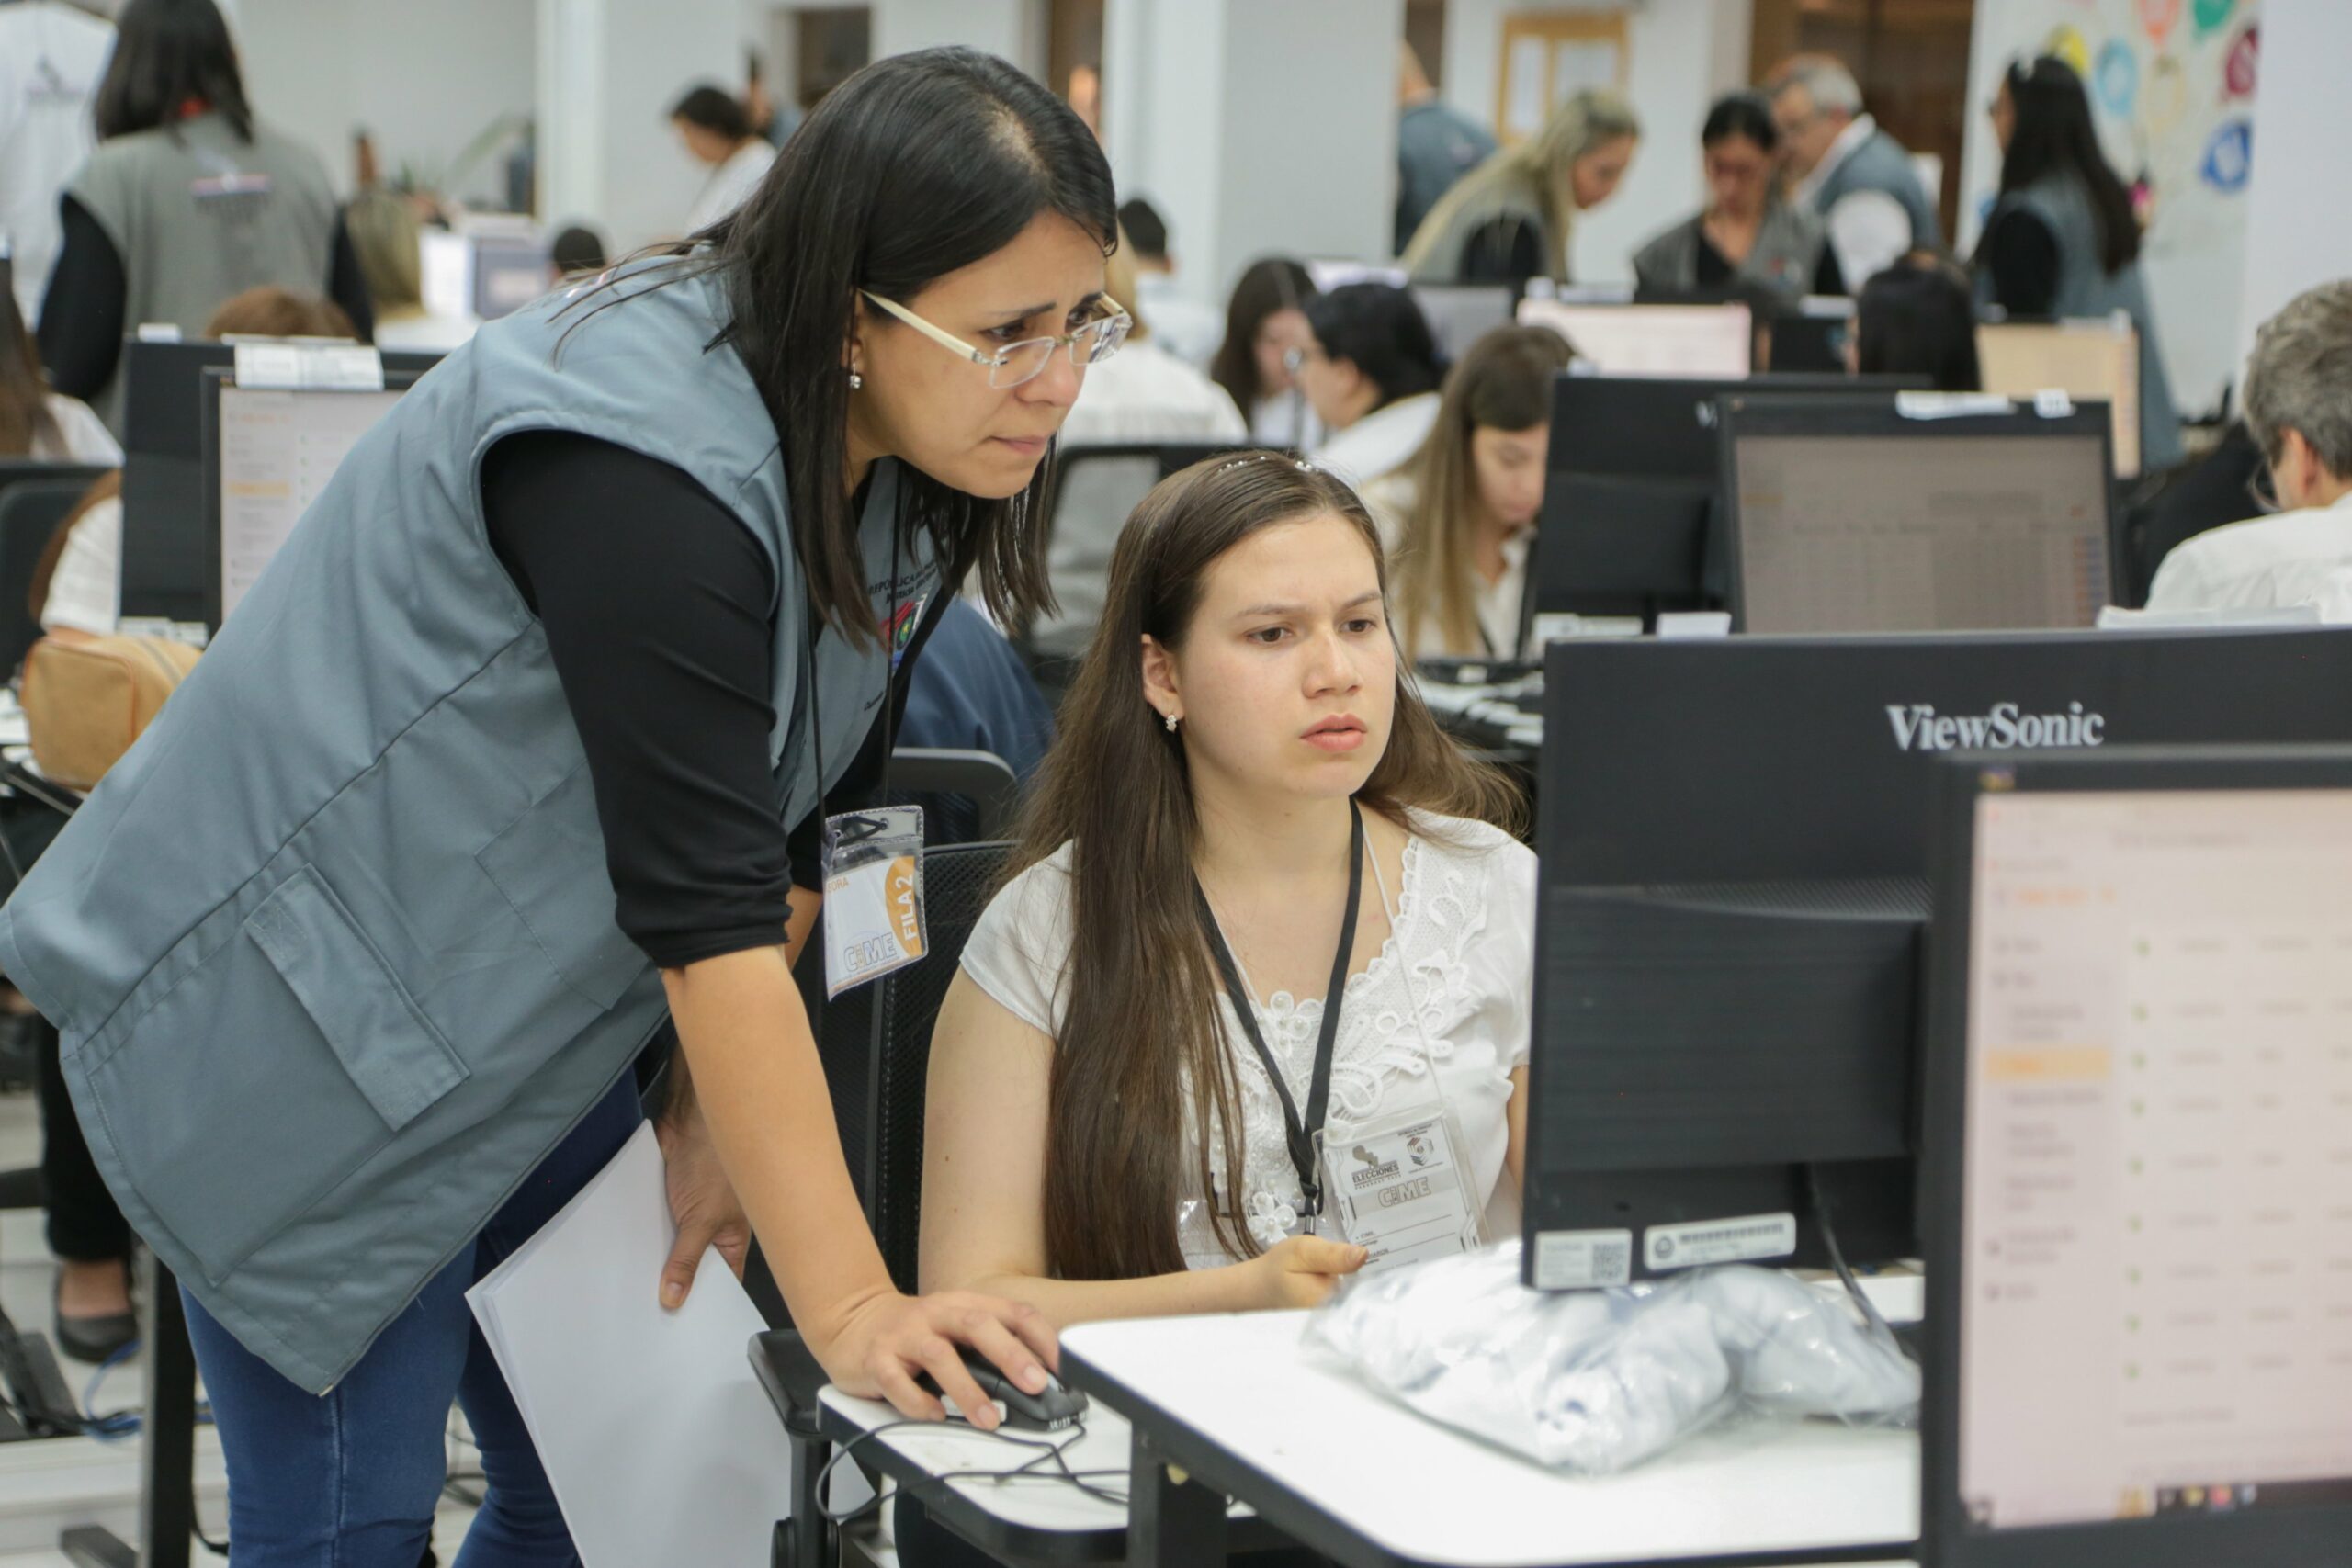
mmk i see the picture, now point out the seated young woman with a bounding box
[1386,325,1573,663]
[920,452,1533,1328]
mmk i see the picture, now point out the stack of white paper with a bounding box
[467,1122,794,1566]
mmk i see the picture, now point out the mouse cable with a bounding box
[813,1414,1129,1525]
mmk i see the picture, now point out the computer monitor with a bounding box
[1408,282,1518,362]
[199,367,424,630]
[1534,372,1927,626]
[119,341,441,624]
[1763,296,1857,375]
[1721,392,2114,636]
[1521,626,2352,1293]
[1977,317,2143,478]
[1516,299,1753,378]
[1919,746,2352,1568]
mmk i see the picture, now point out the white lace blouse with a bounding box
[959,813,1537,1270]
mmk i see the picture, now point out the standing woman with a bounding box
[1389,325,1572,662]
[0,46,1116,1565]
[1400,88,1641,288]
[36,0,374,436]
[1209,255,1321,447]
[1632,92,1839,304]
[1974,56,2182,471]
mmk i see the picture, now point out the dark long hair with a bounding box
[1395,325,1571,656]
[1996,57,2138,275]
[95,0,254,143]
[1856,258,1981,392]
[0,290,64,458]
[1017,455,1522,1280]
[566,48,1114,642]
[1305,283,1444,411]
[1209,257,1315,416]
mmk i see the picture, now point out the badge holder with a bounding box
[820,805,927,998]
[1314,1100,1487,1277]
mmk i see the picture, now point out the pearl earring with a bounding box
[848,370,864,389]
[1164,712,1181,732]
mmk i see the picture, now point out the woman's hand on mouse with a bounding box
[1241,1235,1369,1310]
[820,1289,1060,1429]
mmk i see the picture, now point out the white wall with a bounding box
[1438,0,1753,283]
[871,0,1046,73]
[2235,0,2352,366]
[1105,0,1403,306]
[535,0,754,250]
[232,0,537,206]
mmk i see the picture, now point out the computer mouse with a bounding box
[916,1345,1090,1432]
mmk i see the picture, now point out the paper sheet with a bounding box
[467,1122,793,1568]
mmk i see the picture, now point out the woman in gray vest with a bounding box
[1633,92,1841,305]
[1974,56,2183,470]
[35,0,374,437]
[1400,88,1641,287]
[0,46,1120,1566]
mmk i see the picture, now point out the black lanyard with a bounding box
[1191,800,1365,1220]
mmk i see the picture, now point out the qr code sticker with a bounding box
[1532,1229,1634,1289]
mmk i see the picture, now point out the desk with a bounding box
[1061,1310,1920,1568]
[809,1387,1281,1566]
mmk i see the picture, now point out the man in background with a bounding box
[1115,196,1225,368]
[1766,54,1941,293]
[1395,41,1496,259]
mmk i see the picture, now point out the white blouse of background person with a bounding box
[684,137,777,234]
[958,811,1537,1267]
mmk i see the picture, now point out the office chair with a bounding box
[886,746,1021,846]
[0,468,110,673]
[756,840,1012,1568]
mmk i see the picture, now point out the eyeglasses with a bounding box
[861,290,1130,389]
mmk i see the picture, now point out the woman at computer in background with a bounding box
[1208,255,1321,447]
[1973,56,2182,471]
[0,290,118,465]
[1297,283,1446,531]
[1387,325,1573,662]
[1401,88,1641,288]
[922,451,1532,1314]
[1632,92,1840,305]
[1848,255,1981,392]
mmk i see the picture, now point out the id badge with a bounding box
[1316,1107,1487,1277]
[820,806,927,998]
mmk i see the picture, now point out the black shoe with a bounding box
[53,1274,137,1365]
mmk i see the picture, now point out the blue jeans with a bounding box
[183,1078,643,1567]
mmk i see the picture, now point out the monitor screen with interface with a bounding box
[1516,299,1751,378]
[1927,750,2352,1567]
[1724,395,2112,635]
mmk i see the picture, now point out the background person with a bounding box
[1765,54,1943,294]
[1400,88,1640,288]
[1633,91,1839,304]
[672,81,777,233]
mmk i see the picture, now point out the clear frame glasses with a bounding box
[861,290,1131,389]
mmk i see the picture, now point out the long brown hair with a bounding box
[1394,326,1570,658]
[0,290,63,458]
[1014,453,1522,1280]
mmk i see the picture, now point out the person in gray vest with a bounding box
[1974,55,2183,471]
[0,45,1122,1565]
[1393,42,1498,258]
[33,0,374,438]
[1765,54,1944,292]
[1634,92,1840,305]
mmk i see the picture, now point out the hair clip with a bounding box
[1216,453,1319,477]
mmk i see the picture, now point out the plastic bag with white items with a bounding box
[1304,1239,1918,1475]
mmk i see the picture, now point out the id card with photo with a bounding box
[1318,1109,1485,1276]
[820,806,927,998]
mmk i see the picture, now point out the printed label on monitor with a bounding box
[1643,1213,1797,1272]
[1532,1229,1634,1289]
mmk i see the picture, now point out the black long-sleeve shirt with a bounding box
[480,430,921,969]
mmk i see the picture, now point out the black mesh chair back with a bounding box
[884,746,1020,846]
[807,840,1012,1292]
[0,468,110,673]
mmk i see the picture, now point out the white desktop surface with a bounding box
[1063,1308,1921,1568]
[815,1385,1253,1535]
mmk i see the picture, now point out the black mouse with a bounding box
[916,1345,1089,1432]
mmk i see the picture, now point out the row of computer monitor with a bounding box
[1520,623,2352,1566]
[1525,372,2122,643]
